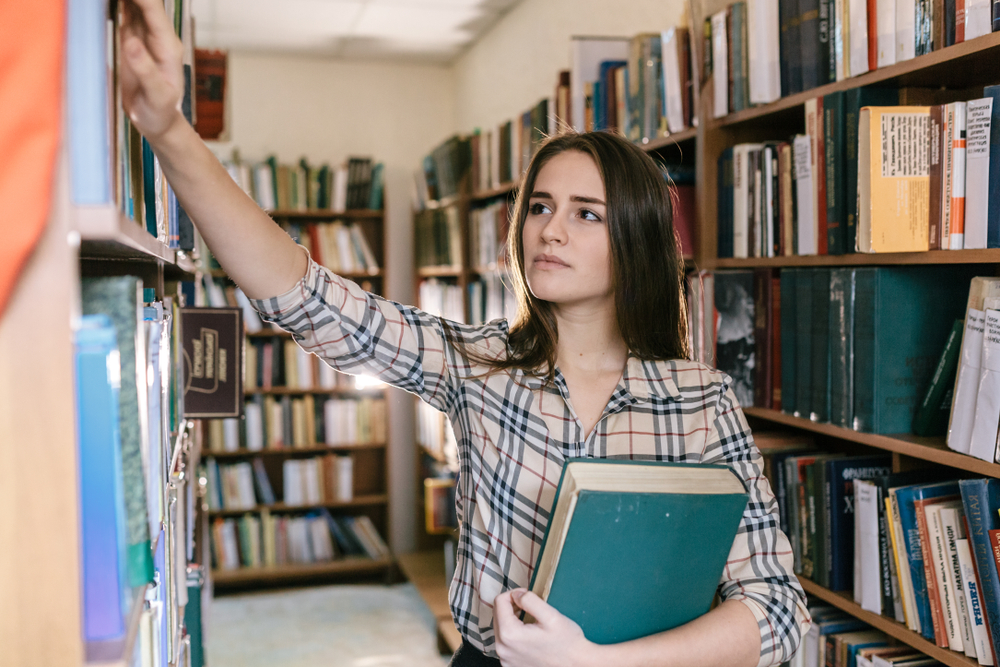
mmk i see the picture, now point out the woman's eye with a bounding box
[579,208,602,222]
[529,202,550,215]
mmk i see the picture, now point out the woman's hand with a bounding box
[493,588,600,667]
[120,0,186,142]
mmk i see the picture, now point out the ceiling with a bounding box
[191,0,521,63]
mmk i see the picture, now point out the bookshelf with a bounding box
[685,0,1000,658]
[204,207,394,590]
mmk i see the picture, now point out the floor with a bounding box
[206,583,451,667]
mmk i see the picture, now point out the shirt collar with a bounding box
[519,356,682,402]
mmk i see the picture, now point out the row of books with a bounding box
[706,0,997,118]
[76,276,194,663]
[287,221,380,275]
[205,455,354,511]
[415,205,463,268]
[222,154,384,212]
[765,439,1000,663]
[416,400,458,468]
[694,266,980,437]
[794,603,943,667]
[68,0,196,252]
[719,87,1000,257]
[211,510,389,571]
[469,200,510,272]
[571,30,697,141]
[418,278,466,323]
[243,334,384,394]
[206,395,387,452]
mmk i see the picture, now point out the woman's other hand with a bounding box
[493,588,600,667]
[120,0,186,142]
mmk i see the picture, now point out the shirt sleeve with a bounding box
[248,251,507,413]
[701,376,812,667]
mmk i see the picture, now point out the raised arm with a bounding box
[120,0,306,299]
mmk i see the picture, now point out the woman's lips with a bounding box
[534,254,569,268]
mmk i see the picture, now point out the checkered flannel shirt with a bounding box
[251,255,811,665]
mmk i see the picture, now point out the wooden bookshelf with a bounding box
[643,128,698,150]
[266,208,384,220]
[799,580,979,667]
[744,408,1000,477]
[208,494,389,518]
[75,205,196,278]
[710,32,1000,130]
[712,248,1000,268]
[207,443,385,460]
[470,182,517,203]
[211,556,393,587]
[417,265,464,278]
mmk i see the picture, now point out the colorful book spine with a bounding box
[960,478,1000,664]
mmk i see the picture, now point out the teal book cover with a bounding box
[780,269,798,416]
[853,266,983,434]
[809,268,832,423]
[528,459,749,645]
[794,268,813,419]
[81,276,155,587]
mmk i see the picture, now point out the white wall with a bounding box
[451,0,689,133]
[208,51,456,555]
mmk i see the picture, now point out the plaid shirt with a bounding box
[251,256,811,666]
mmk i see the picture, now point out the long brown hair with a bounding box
[454,131,689,379]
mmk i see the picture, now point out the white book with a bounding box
[336,456,354,503]
[283,459,303,505]
[331,165,348,212]
[895,0,916,62]
[661,28,686,133]
[221,520,241,569]
[245,401,264,451]
[964,98,993,249]
[733,144,764,258]
[834,0,847,79]
[287,517,311,563]
[973,304,1000,462]
[355,516,390,557]
[876,0,897,66]
[233,287,263,334]
[949,102,968,249]
[966,0,992,38]
[569,36,630,133]
[949,277,1000,455]
[269,398,284,448]
[324,399,340,445]
[747,0,781,104]
[318,360,338,389]
[856,479,883,613]
[793,135,817,255]
[712,11,729,118]
[939,506,977,659]
[295,347,314,390]
[957,538,995,665]
[308,516,335,561]
[222,418,240,452]
[927,502,964,651]
[849,0,870,76]
[302,458,322,504]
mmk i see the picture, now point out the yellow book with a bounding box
[303,394,317,446]
[858,106,931,253]
[283,340,299,389]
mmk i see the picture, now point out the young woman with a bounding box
[121,1,810,665]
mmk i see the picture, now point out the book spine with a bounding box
[912,319,963,436]
[754,269,773,408]
[781,269,798,416]
[795,269,814,419]
[958,537,994,662]
[950,102,968,250]
[816,96,829,254]
[960,480,1000,663]
[929,105,944,250]
[800,0,822,89]
[824,91,846,254]
[828,268,854,428]
[772,273,783,410]
[810,268,832,422]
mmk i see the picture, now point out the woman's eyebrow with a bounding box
[528,191,606,206]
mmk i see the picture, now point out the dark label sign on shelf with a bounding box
[180,307,243,418]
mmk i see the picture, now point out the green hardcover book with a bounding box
[828,268,856,428]
[731,2,749,112]
[780,269,798,416]
[823,91,846,254]
[528,459,748,645]
[912,319,964,436]
[795,268,814,420]
[141,137,157,237]
[81,276,155,587]
[810,268,832,422]
[853,266,983,434]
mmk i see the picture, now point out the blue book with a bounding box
[780,269,797,416]
[852,266,982,434]
[985,85,1000,248]
[75,316,128,651]
[823,455,891,591]
[528,459,748,644]
[66,0,111,205]
[893,481,960,641]
[959,478,1000,657]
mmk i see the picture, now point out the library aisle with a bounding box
[207,584,446,667]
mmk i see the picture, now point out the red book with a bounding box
[194,49,226,140]
[672,185,698,258]
[867,0,878,71]
[815,97,828,255]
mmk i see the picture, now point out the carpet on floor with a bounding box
[207,583,450,667]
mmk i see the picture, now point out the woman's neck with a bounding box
[553,304,628,374]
